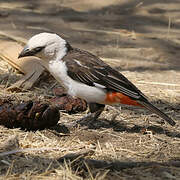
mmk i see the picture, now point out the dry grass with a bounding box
[0,55,180,179]
[0,0,180,177]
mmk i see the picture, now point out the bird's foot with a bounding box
[69,103,105,128]
[67,113,97,129]
[75,113,97,126]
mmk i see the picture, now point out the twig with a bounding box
[0,147,66,156]
[137,81,180,87]
[58,149,94,163]
[59,154,180,170]
[0,30,27,44]
[167,16,171,40]
[72,27,157,39]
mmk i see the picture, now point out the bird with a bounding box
[18,32,175,126]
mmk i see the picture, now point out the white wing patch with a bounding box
[74,59,89,68]
[48,59,106,103]
[94,82,106,89]
[74,60,82,66]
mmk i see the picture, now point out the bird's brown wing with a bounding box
[62,48,145,100]
[62,48,176,126]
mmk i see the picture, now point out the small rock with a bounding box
[162,171,176,179]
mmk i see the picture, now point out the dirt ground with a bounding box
[0,0,180,179]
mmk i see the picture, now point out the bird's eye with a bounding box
[34,46,45,53]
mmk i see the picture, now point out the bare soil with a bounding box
[0,0,180,179]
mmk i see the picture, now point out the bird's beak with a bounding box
[18,45,33,59]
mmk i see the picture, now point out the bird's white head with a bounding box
[18,32,70,62]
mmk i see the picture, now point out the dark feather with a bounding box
[63,48,144,100]
[61,47,175,126]
[139,101,176,126]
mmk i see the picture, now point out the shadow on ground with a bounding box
[0,0,180,70]
[0,148,179,179]
[69,99,179,138]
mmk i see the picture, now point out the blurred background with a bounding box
[0,0,180,69]
[0,1,180,179]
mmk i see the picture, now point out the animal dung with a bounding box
[0,99,60,130]
[50,95,87,114]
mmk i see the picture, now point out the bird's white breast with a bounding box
[48,60,106,103]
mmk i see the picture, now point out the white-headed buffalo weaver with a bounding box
[18,33,176,126]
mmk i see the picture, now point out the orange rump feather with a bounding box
[104,92,143,107]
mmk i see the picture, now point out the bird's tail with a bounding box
[139,101,175,126]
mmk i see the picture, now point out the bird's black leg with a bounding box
[89,103,105,120]
[75,103,105,126]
